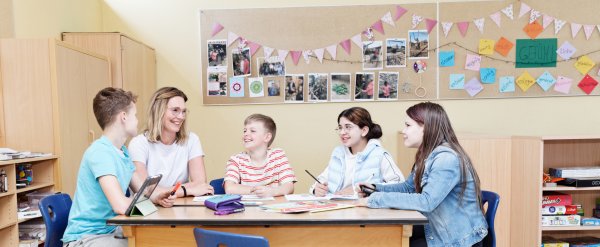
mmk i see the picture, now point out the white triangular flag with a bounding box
[326,44,337,60]
[351,34,362,48]
[571,23,582,38]
[442,22,453,37]
[278,49,289,62]
[554,19,566,35]
[489,12,501,27]
[501,4,514,20]
[302,50,312,64]
[519,3,531,19]
[473,18,485,33]
[263,46,274,58]
[381,11,395,27]
[583,24,595,40]
[227,32,239,47]
[529,9,541,24]
[542,15,554,29]
[412,14,423,29]
[313,48,325,63]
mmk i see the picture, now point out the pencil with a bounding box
[305,169,322,184]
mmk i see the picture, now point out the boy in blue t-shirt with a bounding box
[62,88,175,247]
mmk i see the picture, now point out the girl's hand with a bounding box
[334,186,355,196]
[355,183,376,198]
[313,182,329,197]
[253,186,274,198]
[354,197,369,207]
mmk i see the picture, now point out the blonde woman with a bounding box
[129,87,213,207]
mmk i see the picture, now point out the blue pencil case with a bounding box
[204,194,244,215]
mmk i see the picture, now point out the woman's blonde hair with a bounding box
[145,87,188,143]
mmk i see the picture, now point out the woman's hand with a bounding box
[187,182,214,196]
[313,182,329,197]
[154,190,176,208]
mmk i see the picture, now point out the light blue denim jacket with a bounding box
[367,145,487,247]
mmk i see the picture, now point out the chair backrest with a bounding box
[38,193,72,247]
[481,190,500,247]
[194,228,269,247]
[210,178,225,195]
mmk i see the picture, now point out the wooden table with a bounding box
[109,197,427,247]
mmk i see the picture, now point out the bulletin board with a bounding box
[199,4,438,105]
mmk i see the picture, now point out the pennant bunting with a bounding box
[371,20,385,35]
[542,15,554,30]
[457,21,469,37]
[394,6,408,21]
[340,39,352,55]
[442,22,453,37]
[290,51,302,65]
[326,45,337,60]
[210,22,224,37]
[302,50,312,64]
[583,25,595,40]
[227,32,240,47]
[501,4,514,20]
[555,19,566,35]
[597,25,600,35]
[489,12,501,27]
[412,14,423,29]
[363,28,374,41]
[263,46,274,58]
[381,12,395,27]
[519,3,531,19]
[571,23,582,38]
[425,18,438,34]
[247,41,261,57]
[313,48,325,63]
[351,34,362,48]
[529,9,541,24]
[473,18,485,33]
[278,49,289,62]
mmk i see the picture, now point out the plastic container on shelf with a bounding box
[25,191,54,208]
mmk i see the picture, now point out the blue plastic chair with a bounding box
[210,178,225,195]
[39,193,72,247]
[481,190,500,247]
[194,228,269,247]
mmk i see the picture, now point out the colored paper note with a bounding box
[578,74,598,95]
[229,77,245,97]
[464,77,484,97]
[248,77,264,97]
[516,72,536,92]
[499,76,515,93]
[439,51,455,67]
[536,71,556,91]
[516,38,557,68]
[556,41,576,60]
[574,55,595,75]
[449,74,465,89]
[480,68,497,84]
[465,54,482,71]
[478,39,495,55]
[495,37,514,57]
[523,21,543,39]
[553,76,573,94]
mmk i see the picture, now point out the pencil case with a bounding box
[204,194,244,213]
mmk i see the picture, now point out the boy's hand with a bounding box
[155,190,176,208]
[252,186,274,198]
[313,182,329,197]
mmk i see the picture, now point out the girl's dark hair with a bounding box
[337,107,382,140]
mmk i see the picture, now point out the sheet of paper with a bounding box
[241,194,275,201]
[192,195,218,202]
[285,194,329,201]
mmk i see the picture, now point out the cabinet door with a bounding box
[120,36,147,131]
[142,45,157,124]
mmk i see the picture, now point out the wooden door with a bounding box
[120,36,146,131]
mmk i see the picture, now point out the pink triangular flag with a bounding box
[597,25,600,35]
[247,41,261,57]
[442,22,453,37]
[473,18,485,33]
[489,12,501,27]
[340,39,352,55]
[371,20,385,35]
[278,50,289,62]
[394,6,408,21]
[529,9,541,24]
[263,46,274,58]
[412,14,423,29]
[457,21,469,37]
[425,18,438,34]
[501,4,514,20]
[542,15,554,29]
[313,48,325,63]
[290,51,302,65]
[326,44,337,60]
[571,23,582,38]
[302,50,312,64]
[210,22,224,37]
[351,34,362,48]
[555,19,566,35]
[584,25,595,40]
[227,32,239,47]
[519,3,531,19]
[381,12,395,27]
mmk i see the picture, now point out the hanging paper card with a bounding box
[542,15,554,30]
[480,68,496,84]
[578,74,598,95]
[523,21,543,39]
[371,20,385,35]
[425,19,438,34]
[464,77,484,97]
[478,39,495,55]
[394,6,408,21]
[501,4,514,20]
[529,10,541,24]
[473,18,485,33]
[340,39,352,55]
[247,41,261,57]
[536,71,556,91]
[516,72,536,92]
[556,41,576,60]
[554,19,566,35]
[574,55,595,75]
[229,77,245,97]
[248,77,265,97]
[326,45,337,60]
[449,74,465,89]
[457,22,469,37]
[554,76,573,94]
[381,12,395,27]
[583,25,595,40]
[439,51,455,67]
[290,51,302,65]
[571,23,582,38]
[519,2,531,19]
[465,54,482,71]
[442,22,453,37]
[495,37,514,57]
[278,50,289,63]
[412,14,423,28]
[489,12,501,27]
[516,38,557,68]
[499,76,516,93]
[313,48,325,63]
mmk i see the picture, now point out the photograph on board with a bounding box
[330,73,351,102]
[267,77,282,96]
[362,41,383,70]
[258,56,285,77]
[354,72,375,101]
[378,72,399,100]
[208,40,227,68]
[207,67,227,96]
[386,38,407,68]
[232,47,251,77]
[408,30,429,59]
[285,74,305,103]
[308,73,328,102]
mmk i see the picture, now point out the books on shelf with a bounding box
[542,192,572,207]
[550,166,600,178]
[558,177,600,187]
[542,205,578,215]
[541,214,581,226]
[260,201,355,213]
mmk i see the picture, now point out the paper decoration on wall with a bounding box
[495,37,514,57]
[263,46,274,58]
[464,77,484,97]
[425,19,438,34]
[516,38,557,68]
[248,77,264,97]
[536,71,556,91]
[465,54,482,71]
[578,74,598,95]
[571,23,582,38]
[499,76,516,93]
[442,22,453,37]
[313,48,325,63]
[529,10,541,24]
[207,67,227,96]
[554,19,566,35]
[210,22,224,37]
[227,32,239,46]
[478,39,495,55]
[302,50,312,64]
[326,45,337,60]
[501,4,514,20]
[583,25,595,40]
[394,6,408,21]
[229,77,245,97]
[519,3,531,19]
[439,50,455,67]
[371,20,385,35]
[516,72,535,92]
[574,55,595,75]
[557,41,576,60]
[449,74,465,89]
[474,18,485,33]
[523,21,543,39]
[457,22,469,37]
[381,12,395,27]
[351,34,363,48]
[542,15,554,29]
[413,60,427,73]
[278,49,289,63]
[489,12,501,27]
[290,51,302,65]
[480,68,496,84]
[412,14,423,29]
[248,41,261,57]
[363,28,375,41]
[554,76,573,94]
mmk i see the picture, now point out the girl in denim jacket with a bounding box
[357,102,487,247]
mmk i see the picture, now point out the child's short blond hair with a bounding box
[244,114,277,147]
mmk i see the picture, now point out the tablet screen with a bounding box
[125,174,162,216]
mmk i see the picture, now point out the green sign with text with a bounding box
[516,38,557,68]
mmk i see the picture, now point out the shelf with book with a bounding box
[543,226,600,231]
[543,185,600,191]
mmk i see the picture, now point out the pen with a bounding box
[365,173,375,183]
[214,207,245,215]
[305,170,322,184]
[170,182,182,196]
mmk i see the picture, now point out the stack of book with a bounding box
[542,192,581,227]
[550,167,600,187]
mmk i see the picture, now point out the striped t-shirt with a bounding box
[225,148,296,186]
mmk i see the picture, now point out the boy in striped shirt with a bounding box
[224,114,296,197]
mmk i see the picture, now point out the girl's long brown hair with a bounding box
[407,102,483,210]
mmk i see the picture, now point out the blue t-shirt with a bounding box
[62,136,135,243]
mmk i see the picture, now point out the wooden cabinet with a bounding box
[61,32,157,130]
